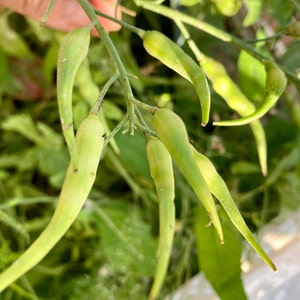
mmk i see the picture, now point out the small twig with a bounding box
[40,0,54,26]
[245,31,286,43]
[91,73,119,114]
[130,97,156,112]
[103,117,128,148]
[94,8,145,36]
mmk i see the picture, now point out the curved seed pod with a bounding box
[201,56,256,114]
[152,108,224,243]
[192,147,276,271]
[57,27,91,171]
[200,55,268,175]
[214,62,287,126]
[147,136,175,300]
[142,30,210,126]
[0,113,105,292]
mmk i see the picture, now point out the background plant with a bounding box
[0,0,300,299]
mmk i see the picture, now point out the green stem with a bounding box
[94,8,145,37]
[77,0,136,133]
[40,0,54,25]
[103,117,127,148]
[135,107,156,135]
[245,31,285,43]
[135,121,156,135]
[175,20,204,62]
[135,0,300,87]
[136,0,232,42]
[90,73,119,114]
[130,97,156,112]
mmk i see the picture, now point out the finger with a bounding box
[0,0,121,32]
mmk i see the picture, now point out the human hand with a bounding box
[0,0,121,33]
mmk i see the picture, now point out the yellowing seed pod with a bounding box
[0,113,105,292]
[200,55,268,175]
[213,62,287,126]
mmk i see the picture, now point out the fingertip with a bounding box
[90,0,122,33]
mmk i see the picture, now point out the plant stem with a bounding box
[103,117,127,148]
[91,73,119,114]
[40,0,54,25]
[77,0,136,133]
[94,8,145,37]
[130,97,156,112]
[135,107,156,135]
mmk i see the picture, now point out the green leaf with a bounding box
[115,131,151,180]
[0,149,38,171]
[37,147,69,181]
[94,201,156,278]
[2,114,62,149]
[194,205,247,300]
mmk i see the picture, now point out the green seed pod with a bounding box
[201,56,256,114]
[0,113,105,292]
[200,55,268,175]
[152,108,224,243]
[147,136,175,300]
[192,147,276,271]
[142,30,210,126]
[57,27,91,171]
[213,62,287,126]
